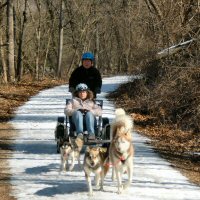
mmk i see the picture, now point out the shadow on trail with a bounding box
[35,181,87,197]
[12,142,56,154]
[25,163,82,175]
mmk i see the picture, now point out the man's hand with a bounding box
[69,87,75,93]
[95,87,101,94]
[78,109,88,114]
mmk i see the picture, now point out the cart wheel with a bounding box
[58,116,64,123]
[56,124,65,139]
[57,141,60,153]
[100,117,110,140]
[104,124,111,140]
[102,117,109,127]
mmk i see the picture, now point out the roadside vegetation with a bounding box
[0,1,199,197]
[108,54,200,185]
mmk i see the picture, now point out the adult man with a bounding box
[68,52,102,98]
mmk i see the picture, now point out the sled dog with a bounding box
[109,108,134,194]
[83,146,109,196]
[60,139,82,171]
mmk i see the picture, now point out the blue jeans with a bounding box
[72,110,95,134]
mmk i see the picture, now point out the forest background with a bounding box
[0,0,199,189]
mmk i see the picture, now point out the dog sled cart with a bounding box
[55,99,111,153]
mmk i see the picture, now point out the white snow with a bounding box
[9,76,200,200]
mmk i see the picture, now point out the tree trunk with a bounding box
[0,2,7,83]
[17,0,28,81]
[57,0,64,78]
[180,0,195,26]
[42,28,52,79]
[144,0,163,20]
[7,0,15,82]
[0,32,7,83]
[35,0,41,80]
[16,0,28,81]
[95,24,99,69]
[93,2,99,69]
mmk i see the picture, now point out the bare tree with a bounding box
[0,30,7,83]
[34,0,41,80]
[0,0,199,82]
[144,0,163,20]
[92,0,100,68]
[0,0,7,83]
[16,0,28,81]
[64,0,94,76]
[180,0,196,26]
[7,0,15,82]
[57,0,64,78]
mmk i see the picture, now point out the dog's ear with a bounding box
[120,126,126,134]
[60,137,64,144]
[99,147,107,153]
[124,129,130,135]
[70,140,77,149]
[115,108,126,116]
[112,126,117,139]
[86,146,91,152]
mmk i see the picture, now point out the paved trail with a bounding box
[9,76,200,200]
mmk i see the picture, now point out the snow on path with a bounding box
[9,76,200,200]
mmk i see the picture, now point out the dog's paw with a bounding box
[60,167,66,172]
[59,170,66,175]
[111,176,116,182]
[117,185,123,194]
[122,182,131,190]
[117,190,122,194]
[94,185,103,191]
[69,166,74,171]
[88,192,93,196]
[100,186,104,191]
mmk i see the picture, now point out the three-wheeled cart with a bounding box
[55,99,111,153]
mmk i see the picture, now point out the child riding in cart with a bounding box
[65,83,102,145]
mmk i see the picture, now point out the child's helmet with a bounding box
[76,83,89,92]
[82,52,94,61]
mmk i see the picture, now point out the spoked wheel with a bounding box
[101,117,110,140]
[104,124,111,140]
[56,140,60,153]
[55,117,65,153]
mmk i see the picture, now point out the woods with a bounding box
[0,0,199,83]
[0,1,200,195]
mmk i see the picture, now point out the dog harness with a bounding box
[104,150,130,167]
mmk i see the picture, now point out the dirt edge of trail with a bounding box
[0,79,66,199]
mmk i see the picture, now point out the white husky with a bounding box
[109,108,134,194]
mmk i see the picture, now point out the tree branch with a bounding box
[0,2,7,10]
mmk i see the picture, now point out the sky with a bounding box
[9,76,200,200]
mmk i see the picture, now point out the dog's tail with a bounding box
[112,108,134,139]
[115,108,126,116]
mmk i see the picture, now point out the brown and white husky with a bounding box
[83,146,109,196]
[109,108,134,194]
[60,138,82,172]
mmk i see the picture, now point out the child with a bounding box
[65,83,102,141]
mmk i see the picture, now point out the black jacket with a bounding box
[69,65,102,95]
